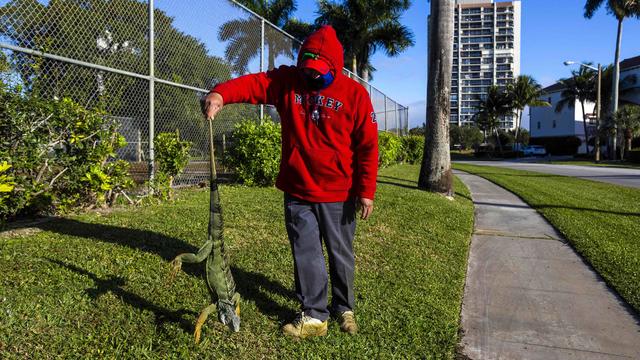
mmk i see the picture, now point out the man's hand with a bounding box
[357,197,374,220]
[200,92,224,120]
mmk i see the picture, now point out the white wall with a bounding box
[530,90,595,154]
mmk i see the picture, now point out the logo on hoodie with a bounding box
[294,93,344,112]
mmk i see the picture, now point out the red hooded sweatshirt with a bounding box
[212,25,378,203]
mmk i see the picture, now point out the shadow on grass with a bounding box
[474,200,640,216]
[376,176,474,202]
[46,258,197,334]
[458,171,564,179]
[376,179,417,190]
[37,219,295,324]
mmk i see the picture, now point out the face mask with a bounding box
[304,71,334,90]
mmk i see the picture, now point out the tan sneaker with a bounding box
[282,312,328,339]
[338,311,358,334]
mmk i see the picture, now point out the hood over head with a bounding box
[297,25,344,77]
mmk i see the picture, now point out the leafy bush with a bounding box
[400,135,424,164]
[628,149,640,164]
[0,84,133,220]
[530,136,582,155]
[409,125,426,136]
[223,119,281,186]
[450,125,484,150]
[155,132,192,181]
[144,131,192,200]
[378,131,402,168]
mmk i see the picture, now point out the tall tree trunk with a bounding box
[268,43,275,71]
[580,101,590,155]
[419,0,454,196]
[611,18,623,159]
[351,54,357,78]
[363,67,369,83]
[494,127,503,153]
[515,108,523,150]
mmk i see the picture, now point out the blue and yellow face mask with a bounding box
[300,52,335,90]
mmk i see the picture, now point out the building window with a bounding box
[537,122,541,130]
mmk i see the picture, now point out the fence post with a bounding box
[405,107,409,135]
[259,19,265,120]
[383,95,387,132]
[148,0,155,181]
[136,129,142,162]
[395,102,399,136]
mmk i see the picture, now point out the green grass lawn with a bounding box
[0,164,474,359]
[453,163,640,313]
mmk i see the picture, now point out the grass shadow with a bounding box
[376,179,418,190]
[36,219,296,324]
[46,258,197,334]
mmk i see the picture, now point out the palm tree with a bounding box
[473,85,512,153]
[315,0,414,82]
[507,75,550,150]
[612,105,640,159]
[219,0,313,74]
[555,65,597,154]
[418,0,453,196]
[584,0,640,155]
[591,65,636,158]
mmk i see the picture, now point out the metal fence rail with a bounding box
[1,0,408,185]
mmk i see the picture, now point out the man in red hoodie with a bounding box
[201,25,378,339]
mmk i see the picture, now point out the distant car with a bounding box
[523,145,547,157]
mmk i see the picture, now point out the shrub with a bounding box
[400,135,424,164]
[378,131,402,168]
[1,85,133,220]
[154,131,191,187]
[409,125,426,136]
[223,119,281,186]
[629,149,640,164]
[530,136,582,155]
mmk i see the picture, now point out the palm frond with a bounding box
[584,0,605,18]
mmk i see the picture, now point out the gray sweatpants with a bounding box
[284,193,357,321]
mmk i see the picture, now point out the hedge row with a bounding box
[223,121,424,186]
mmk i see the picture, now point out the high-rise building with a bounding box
[451,0,521,129]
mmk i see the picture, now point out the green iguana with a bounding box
[169,115,240,343]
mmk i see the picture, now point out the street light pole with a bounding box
[563,61,600,161]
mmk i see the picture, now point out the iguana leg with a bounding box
[194,303,217,344]
[168,239,214,282]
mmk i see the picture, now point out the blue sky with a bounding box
[293,0,640,129]
[3,0,638,129]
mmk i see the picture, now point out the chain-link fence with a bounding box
[1,0,408,186]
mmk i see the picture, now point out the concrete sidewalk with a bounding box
[455,170,640,360]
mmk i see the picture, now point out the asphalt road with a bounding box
[456,161,640,189]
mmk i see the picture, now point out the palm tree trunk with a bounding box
[268,43,275,71]
[351,54,357,78]
[581,101,590,155]
[494,127,503,153]
[611,18,623,159]
[595,117,601,161]
[363,67,369,83]
[515,109,522,151]
[419,0,454,196]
